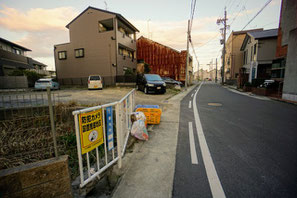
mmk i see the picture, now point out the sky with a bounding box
[0,0,282,71]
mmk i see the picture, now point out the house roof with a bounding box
[28,58,47,67]
[240,28,278,51]
[0,37,31,51]
[247,28,278,39]
[232,28,263,35]
[66,6,139,32]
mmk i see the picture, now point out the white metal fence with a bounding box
[72,89,135,188]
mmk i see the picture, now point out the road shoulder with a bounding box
[111,84,198,198]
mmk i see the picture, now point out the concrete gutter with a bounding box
[111,84,198,198]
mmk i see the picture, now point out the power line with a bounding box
[241,0,272,30]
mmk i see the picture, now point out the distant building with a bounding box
[0,37,49,77]
[137,36,193,84]
[276,0,297,102]
[54,6,139,86]
[240,29,278,83]
[0,37,33,76]
[197,68,221,81]
[224,29,263,84]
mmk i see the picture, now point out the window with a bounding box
[98,18,114,33]
[251,46,253,61]
[243,51,247,64]
[75,48,84,58]
[254,44,257,55]
[118,48,123,55]
[58,51,67,60]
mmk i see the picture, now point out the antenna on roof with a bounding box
[104,1,108,10]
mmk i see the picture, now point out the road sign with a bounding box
[106,106,114,151]
[79,109,104,154]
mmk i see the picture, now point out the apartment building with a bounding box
[0,37,33,76]
[54,7,139,86]
[240,29,278,83]
[137,36,193,84]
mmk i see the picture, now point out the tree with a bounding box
[144,63,151,74]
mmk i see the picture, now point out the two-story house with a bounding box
[240,29,278,83]
[0,37,33,76]
[54,7,139,86]
[224,29,263,83]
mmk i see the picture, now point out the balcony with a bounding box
[117,31,136,50]
[0,49,28,64]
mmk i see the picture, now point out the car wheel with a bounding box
[144,87,148,94]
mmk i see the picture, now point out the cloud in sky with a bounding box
[0,6,77,31]
[0,5,78,70]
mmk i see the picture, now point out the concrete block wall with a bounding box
[0,155,72,198]
[0,76,28,89]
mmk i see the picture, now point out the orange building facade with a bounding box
[137,36,193,83]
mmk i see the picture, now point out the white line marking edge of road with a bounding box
[193,82,226,198]
[189,100,192,109]
[188,122,198,164]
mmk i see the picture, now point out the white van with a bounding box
[88,75,103,90]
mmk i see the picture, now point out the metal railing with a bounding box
[72,89,135,188]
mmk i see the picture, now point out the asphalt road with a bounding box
[173,82,297,198]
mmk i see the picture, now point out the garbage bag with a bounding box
[130,111,146,123]
[131,120,149,140]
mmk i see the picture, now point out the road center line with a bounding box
[191,93,194,97]
[188,122,198,164]
[193,82,226,198]
[189,101,192,108]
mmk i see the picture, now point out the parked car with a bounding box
[88,75,103,90]
[136,74,166,94]
[260,80,275,88]
[34,78,60,90]
[161,77,183,87]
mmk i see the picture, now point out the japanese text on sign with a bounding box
[106,106,114,151]
[79,109,104,154]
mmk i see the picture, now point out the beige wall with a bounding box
[257,38,277,63]
[55,7,137,85]
[225,33,245,80]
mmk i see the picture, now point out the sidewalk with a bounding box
[111,85,197,198]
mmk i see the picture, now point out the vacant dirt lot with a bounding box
[55,87,179,106]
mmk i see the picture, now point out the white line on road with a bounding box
[191,93,194,97]
[188,122,198,164]
[189,101,192,108]
[193,82,226,198]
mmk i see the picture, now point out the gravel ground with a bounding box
[52,87,180,106]
[0,87,180,106]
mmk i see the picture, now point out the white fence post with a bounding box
[115,102,122,169]
[74,114,84,185]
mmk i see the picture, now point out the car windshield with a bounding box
[145,74,162,81]
[90,76,101,80]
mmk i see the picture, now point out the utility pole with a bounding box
[215,58,218,83]
[197,61,200,81]
[217,7,228,85]
[185,19,190,90]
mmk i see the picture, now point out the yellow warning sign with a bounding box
[79,109,104,154]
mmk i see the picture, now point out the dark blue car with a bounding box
[136,74,166,94]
